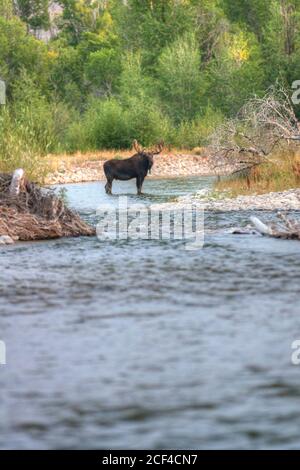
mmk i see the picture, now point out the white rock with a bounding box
[9,168,24,196]
[0,235,14,245]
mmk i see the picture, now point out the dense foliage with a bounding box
[1,0,300,161]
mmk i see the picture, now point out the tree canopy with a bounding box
[1,0,300,150]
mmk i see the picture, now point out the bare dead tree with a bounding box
[209,86,300,173]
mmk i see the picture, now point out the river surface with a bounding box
[1,177,300,450]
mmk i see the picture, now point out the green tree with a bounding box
[58,0,104,45]
[206,28,265,115]
[118,52,152,104]
[120,0,195,68]
[81,9,121,95]
[15,0,50,30]
[0,0,14,19]
[85,48,120,95]
[194,0,229,64]
[157,34,205,122]
[0,16,49,96]
[49,44,85,107]
[259,1,300,85]
[221,0,272,39]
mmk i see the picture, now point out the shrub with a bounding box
[125,97,172,147]
[65,96,172,150]
[65,98,130,150]
[10,73,73,154]
[171,107,224,149]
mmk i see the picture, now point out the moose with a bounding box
[103,140,164,195]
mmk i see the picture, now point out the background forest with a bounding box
[1,0,300,175]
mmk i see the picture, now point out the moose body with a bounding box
[103,141,163,195]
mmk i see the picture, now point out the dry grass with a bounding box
[46,147,196,173]
[215,150,300,196]
[191,147,206,156]
[46,150,130,173]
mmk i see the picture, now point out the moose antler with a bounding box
[133,139,143,154]
[152,141,164,155]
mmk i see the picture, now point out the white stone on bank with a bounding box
[0,235,15,245]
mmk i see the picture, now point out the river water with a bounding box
[1,177,300,450]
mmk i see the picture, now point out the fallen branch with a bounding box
[250,217,273,236]
[250,213,300,240]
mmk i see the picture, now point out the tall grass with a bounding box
[0,75,72,181]
[215,151,300,196]
[0,107,49,181]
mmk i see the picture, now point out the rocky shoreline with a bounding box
[178,188,300,211]
[45,153,300,212]
[45,153,236,185]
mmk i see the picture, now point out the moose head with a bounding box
[133,140,164,174]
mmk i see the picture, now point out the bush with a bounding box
[125,97,172,147]
[171,107,224,149]
[11,73,72,154]
[65,98,130,150]
[86,98,131,149]
[65,96,172,151]
[0,107,48,181]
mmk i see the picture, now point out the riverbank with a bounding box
[177,188,300,211]
[45,151,237,185]
[45,152,300,211]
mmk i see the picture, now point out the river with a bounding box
[1,177,300,449]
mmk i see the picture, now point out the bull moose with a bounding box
[103,140,164,195]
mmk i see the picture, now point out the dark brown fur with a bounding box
[103,141,163,195]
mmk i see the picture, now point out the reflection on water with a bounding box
[1,177,300,449]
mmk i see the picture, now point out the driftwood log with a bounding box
[0,170,95,242]
[251,213,300,240]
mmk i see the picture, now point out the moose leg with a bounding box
[105,177,113,194]
[136,176,144,195]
